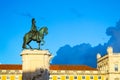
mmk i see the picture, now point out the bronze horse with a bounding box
[22,27,48,49]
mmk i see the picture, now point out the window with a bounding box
[90,76,93,79]
[57,76,61,79]
[98,76,101,79]
[114,64,118,71]
[7,76,10,79]
[15,70,19,73]
[66,76,69,79]
[15,76,18,80]
[74,76,77,79]
[82,76,85,79]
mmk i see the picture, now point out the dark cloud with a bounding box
[106,20,120,52]
[52,20,120,68]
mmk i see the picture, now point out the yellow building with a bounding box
[49,65,105,80]
[0,64,104,80]
[0,64,22,80]
[0,47,120,80]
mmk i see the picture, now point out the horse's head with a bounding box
[39,27,48,35]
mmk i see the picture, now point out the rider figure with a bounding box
[30,18,38,36]
[31,18,37,32]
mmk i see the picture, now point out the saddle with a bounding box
[29,31,38,37]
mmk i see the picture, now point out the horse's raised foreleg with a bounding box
[41,39,45,45]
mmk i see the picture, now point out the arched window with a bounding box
[114,64,118,71]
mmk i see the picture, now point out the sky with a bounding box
[0,0,120,67]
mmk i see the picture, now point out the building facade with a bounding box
[49,65,105,80]
[0,47,120,80]
[0,64,22,80]
[97,47,120,80]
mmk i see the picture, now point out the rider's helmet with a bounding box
[32,18,36,24]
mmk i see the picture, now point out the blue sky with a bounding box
[0,0,120,65]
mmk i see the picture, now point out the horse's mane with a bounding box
[39,27,48,31]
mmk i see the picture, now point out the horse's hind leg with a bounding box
[28,43,32,49]
[38,42,40,49]
[26,39,32,49]
[22,37,27,49]
[22,42,26,49]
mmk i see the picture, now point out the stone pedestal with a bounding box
[21,49,52,80]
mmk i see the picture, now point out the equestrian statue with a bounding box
[22,18,48,49]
